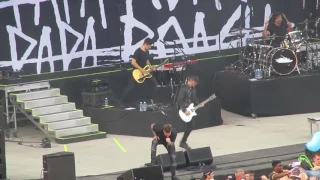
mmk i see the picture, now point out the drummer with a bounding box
[262,12,293,47]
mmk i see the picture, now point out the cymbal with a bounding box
[253,36,275,41]
[229,32,245,36]
[249,30,263,33]
[298,19,319,24]
[230,27,262,33]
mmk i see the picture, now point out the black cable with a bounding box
[82,107,131,122]
[5,134,42,149]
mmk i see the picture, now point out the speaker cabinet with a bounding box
[184,147,213,166]
[117,165,164,180]
[43,152,76,180]
[82,91,109,107]
[156,151,187,171]
[0,127,6,179]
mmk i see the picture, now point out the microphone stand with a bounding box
[232,10,251,72]
[117,3,125,70]
[170,42,192,106]
[159,40,178,100]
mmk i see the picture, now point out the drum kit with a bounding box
[153,59,198,87]
[230,18,320,78]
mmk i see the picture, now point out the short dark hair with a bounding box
[143,38,153,45]
[283,165,292,170]
[202,169,213,178]
[188,76,199,84]
[163,124,172,133]
[272,160,281,167]
[245,170,254,175]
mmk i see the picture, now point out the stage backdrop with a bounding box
[0,0,313,75]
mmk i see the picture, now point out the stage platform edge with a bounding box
[214,71,320,117]
[83,99,222,137]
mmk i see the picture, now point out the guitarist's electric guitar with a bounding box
[179,94,216,123]
[132,59,169,83]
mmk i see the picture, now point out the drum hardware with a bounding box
[170,77,174,98]
[298,19,319,39]
[315,18,320,38]
[230,9,254,72]
[230,28,267,73]
[301,40,317,69]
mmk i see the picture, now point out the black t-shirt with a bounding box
[132,48,149,68]
[152,124,177,145]
[300,160,313,170]
[267,23,288,46]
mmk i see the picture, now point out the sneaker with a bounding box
[171,176,180,180]
[145,161,157,166]
[179,142,191,150]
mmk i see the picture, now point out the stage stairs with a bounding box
[9,88,106,144]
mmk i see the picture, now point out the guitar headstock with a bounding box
[209,94,216,100]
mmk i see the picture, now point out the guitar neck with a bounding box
[194,98,213,111]
[147,59,169,70]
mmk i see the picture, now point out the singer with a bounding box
[118,38,158,106]
[262,12,293,47]
[145,123,180,180]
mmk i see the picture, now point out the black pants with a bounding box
[120,75,157,103]
[181,120,195,143]
[151,140,177,176]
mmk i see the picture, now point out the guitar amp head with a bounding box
[83,79,109,93]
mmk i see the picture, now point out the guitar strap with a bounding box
[187,87,193,105]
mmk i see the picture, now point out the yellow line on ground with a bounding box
[113,138,126,152]
[64,144,68,152]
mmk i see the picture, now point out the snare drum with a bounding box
[266,48,298,75]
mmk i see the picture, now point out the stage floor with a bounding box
[4,110,313,180]
[214,71,320,117]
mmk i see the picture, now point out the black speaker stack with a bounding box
[117,165,164,180]
[117,146,213,180]
[0,128,6,180]
[43,152,76,180]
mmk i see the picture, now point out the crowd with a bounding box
[197,132,320,180]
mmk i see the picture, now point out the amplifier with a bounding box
[83,79,108,93]
[43,152,76,180]
[82,91,109,107]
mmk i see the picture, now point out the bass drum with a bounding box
[266,48,298,75]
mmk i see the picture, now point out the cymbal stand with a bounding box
[304,22,310,39]
[229,33,247,71]
[303,39,315,69]
[251,32,258,70]
[315,18,319,38]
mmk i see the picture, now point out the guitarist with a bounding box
[177,76,203,150]
[119,38,157,105]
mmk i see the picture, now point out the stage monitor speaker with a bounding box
[43,152,76,180]
[184,146,213,166]
[117,165,164,180]
[156,151,187,171]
